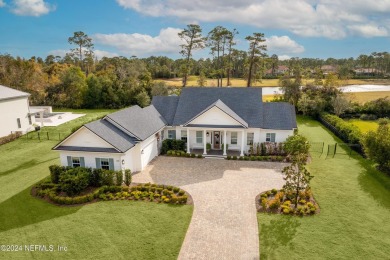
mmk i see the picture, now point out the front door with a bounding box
[214,131,221,149]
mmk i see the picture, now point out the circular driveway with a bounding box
[132,156,286,260]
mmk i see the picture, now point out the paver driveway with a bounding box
[132,156,286,260]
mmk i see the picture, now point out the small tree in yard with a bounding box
[282,155,313,208]
[282,133,313,208]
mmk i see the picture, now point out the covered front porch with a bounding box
[190,148,241,157]
[184,128,247,156]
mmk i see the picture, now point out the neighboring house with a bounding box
[265,65,289,75]
[0,85,37,138]
[321,65,337,74]
[53,87,297,172]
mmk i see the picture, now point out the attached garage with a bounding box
[140,136,158,170]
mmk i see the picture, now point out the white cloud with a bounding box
[278,55,291,61]
[348,24,388,37]
[93,27,184,56]
[94,50,119,59]
[48,49,67,57]
[48,49,119,60]
[116,0,390,39]
[11,0,54,16]
[0,0,5,7]
[266,36,304,55]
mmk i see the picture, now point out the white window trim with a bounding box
[231,132,238,145]
[168,130,176,139]
[266,133,276,142]
[196,131,203,144]
[100,158,110,170]
[72,157,81,167]
[247,133,254,145]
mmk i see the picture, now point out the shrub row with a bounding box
[161,139,186,154]
[166,150,203,158]
[226,155,287,162]
[320,113,362,144]
[0,132,22,146]
[49,165,131,196]
[248,142,286,156]
[35,181,188,205]
[258,189,317,216]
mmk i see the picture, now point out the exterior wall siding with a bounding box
[0,97,35,137]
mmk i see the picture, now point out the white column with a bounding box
[240,130,245,156]
[223,130,227,156]
[187,128,190,153]
[203,129,207,155]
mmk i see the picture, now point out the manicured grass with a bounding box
[347,119,379,133]
[0,109,193,259]
[345,91,390,104]
[258,116,390,259]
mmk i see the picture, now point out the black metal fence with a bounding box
[25,131,69,141]
[318,116,364,156]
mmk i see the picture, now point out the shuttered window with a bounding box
[95,158,114,170]
[67,156,85,167]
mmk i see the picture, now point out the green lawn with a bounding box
[347,119,379,133]
[258,116,390,259]
[0,109,193,259]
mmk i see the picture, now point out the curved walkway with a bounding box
[133,157,285,260]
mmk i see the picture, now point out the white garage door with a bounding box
[141,138,158,170]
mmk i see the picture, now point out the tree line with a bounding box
[0,26,390,109]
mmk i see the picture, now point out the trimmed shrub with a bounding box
[161,139,186,154]
[226,155,231,160]
[239,156,244,160]
[191,153,196,158]
[49,165,68,184]
[271,189,278,195]
[232,155,237,160]
[90,168,103,187]
[124,169,132,186]
[59,167,90,196]
[100,170,115,186]
[197,154,203,158]
[115,171,123,186]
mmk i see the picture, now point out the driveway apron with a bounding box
[132,157,285,260]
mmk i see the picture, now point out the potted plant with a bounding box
[206,143,211,152]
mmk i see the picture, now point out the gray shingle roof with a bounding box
[84,120,138,152]
[172,87,264,127]
[55,146,120,153]
[262,102,297,130]
[0,85,30,101]
[151,96,179,125]
[105,105,166,140]
[184,99,248,127]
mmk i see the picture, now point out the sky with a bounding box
[0,0,389,61]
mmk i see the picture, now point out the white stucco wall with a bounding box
[0,97,35,137]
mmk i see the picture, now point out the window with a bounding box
[196,131,203,144]
[181,130,187,142]
[28,114,32,125]
[266,133,276,142]
[17,118,21,128]
[168,130,176,139]
[72,157,81,167]
[247,133,254,145]
[100,158,110,170]
[231,132,237,145]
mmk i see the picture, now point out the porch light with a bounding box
[206,132,209,137]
